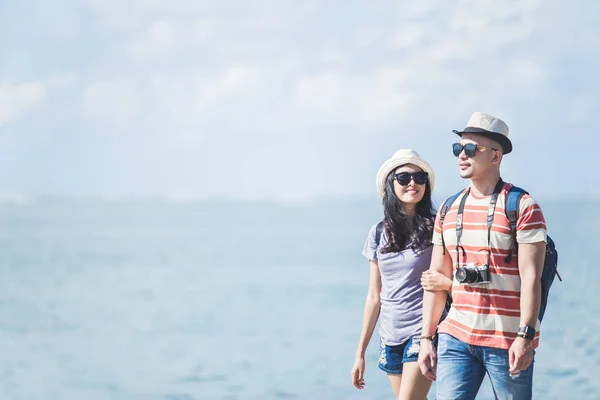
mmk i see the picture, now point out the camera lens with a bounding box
[456,267,478,284]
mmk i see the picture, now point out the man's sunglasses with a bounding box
[452,143,499,157]
[395,171,428,186]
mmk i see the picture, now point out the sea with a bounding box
[0,198,598,400]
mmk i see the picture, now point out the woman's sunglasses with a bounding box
[395,171,428,186]
[452,143,499,157]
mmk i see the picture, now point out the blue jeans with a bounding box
[436,333,534,400]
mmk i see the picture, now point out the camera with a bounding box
[455,264,490,285]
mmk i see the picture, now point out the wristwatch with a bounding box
[517,325,535,340]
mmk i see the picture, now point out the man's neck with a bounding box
[469,172,502,197]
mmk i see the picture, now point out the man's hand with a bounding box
[508,337,534,375]
[418,339,437,381]
[421,270,453,292]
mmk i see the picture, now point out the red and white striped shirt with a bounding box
[433,182,547,349]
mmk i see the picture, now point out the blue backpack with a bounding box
[439,186,562,321]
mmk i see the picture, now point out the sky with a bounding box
[1,0,599,203]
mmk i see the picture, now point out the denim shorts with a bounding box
[378,335,422,374]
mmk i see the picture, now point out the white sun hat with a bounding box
[376,149,435,198]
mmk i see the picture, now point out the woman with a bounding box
[350,149,452,400]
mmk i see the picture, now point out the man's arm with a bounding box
[508,241,545,374]
[517,241,545,328]
[418,244,453,380]
[422,245,454,335]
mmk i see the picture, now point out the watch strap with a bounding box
[518,325,535,340]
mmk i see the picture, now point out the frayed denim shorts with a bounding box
[378,335,437,375]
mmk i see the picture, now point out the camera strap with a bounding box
[455,179,504,268]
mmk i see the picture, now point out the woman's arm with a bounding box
[351,260,382,389]
[355,260,382,357]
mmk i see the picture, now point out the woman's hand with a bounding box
[421,270,452,292]
[350,356,366,389]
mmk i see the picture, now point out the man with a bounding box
[417,112,547,399]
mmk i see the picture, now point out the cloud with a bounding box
[1,0,600,199]
[388,25,425,49]
[82,80,140,124]
[78,0,560,139]
[150,64,266,142]
[125,19,220,59]
[293,68,413,126]
[126,20,180,59]
[0,82,47,126]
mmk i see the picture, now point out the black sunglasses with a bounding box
[395,171,428,186]
[452,143,499,157]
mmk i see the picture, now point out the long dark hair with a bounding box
[380,169,436,253]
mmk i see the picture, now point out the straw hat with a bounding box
[376,149,435,198]
[452,112,512,154]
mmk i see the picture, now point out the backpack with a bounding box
[438,185,562,321]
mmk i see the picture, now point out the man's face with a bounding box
[456,133,502,179]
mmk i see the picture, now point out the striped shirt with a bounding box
[432,182,547,350]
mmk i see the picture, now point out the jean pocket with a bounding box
[437,333,449,356]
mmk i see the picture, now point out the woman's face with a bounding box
[392,164,426,205]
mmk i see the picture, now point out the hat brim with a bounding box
[453,128,512,154]
[376,156,435,198]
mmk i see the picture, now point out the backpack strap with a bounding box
[375,220,384,247]
[504,186,528,263]
[439,190,465,255]
[438,189,466,314]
